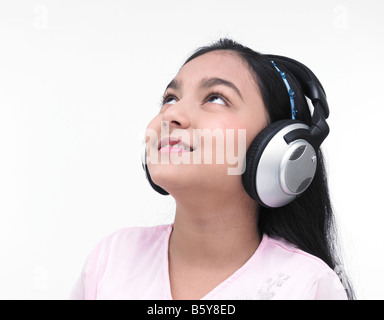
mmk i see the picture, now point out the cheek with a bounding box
[214,117,262,151]
[194,119,246,168]
[242,111,269,149]
[223,115,267,168]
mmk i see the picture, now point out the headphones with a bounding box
[141,54,330,208]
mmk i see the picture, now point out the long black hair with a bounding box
[183,38,355,299]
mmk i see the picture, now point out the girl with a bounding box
[70,38,354,300]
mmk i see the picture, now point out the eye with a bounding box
[206,93,228,106]
[162,94,177,106]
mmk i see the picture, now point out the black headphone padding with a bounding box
[144,163,169,195]
[242,119,298,202]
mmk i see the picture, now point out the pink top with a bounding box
[70,224,347,300]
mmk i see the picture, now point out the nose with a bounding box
[161,100,191,130]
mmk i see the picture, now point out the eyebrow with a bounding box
[165,77,244,101]
[165,78,180,91]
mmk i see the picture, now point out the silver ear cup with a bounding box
[280,140,317,195]
[255,123,314,208]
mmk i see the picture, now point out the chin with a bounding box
[149,162,237,194]
[148,162,195,191]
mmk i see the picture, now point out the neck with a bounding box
[169,188,260,270]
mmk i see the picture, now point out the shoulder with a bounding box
[70,224,173,300]
[85,223,172,264]
[97,223,172,257]
[262,235,331,272]
[260,235,347,299]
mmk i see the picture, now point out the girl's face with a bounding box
[145,50,268,196]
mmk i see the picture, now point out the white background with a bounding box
[0,0,383,299]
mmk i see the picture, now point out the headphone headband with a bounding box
[264,54,329,119]
[270,60,297,120]
[265,54,330,151]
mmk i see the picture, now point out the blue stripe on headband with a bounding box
[270,61,297,120]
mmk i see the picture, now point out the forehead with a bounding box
[175,50,258,94]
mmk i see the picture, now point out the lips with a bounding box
[158,136,194,153]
